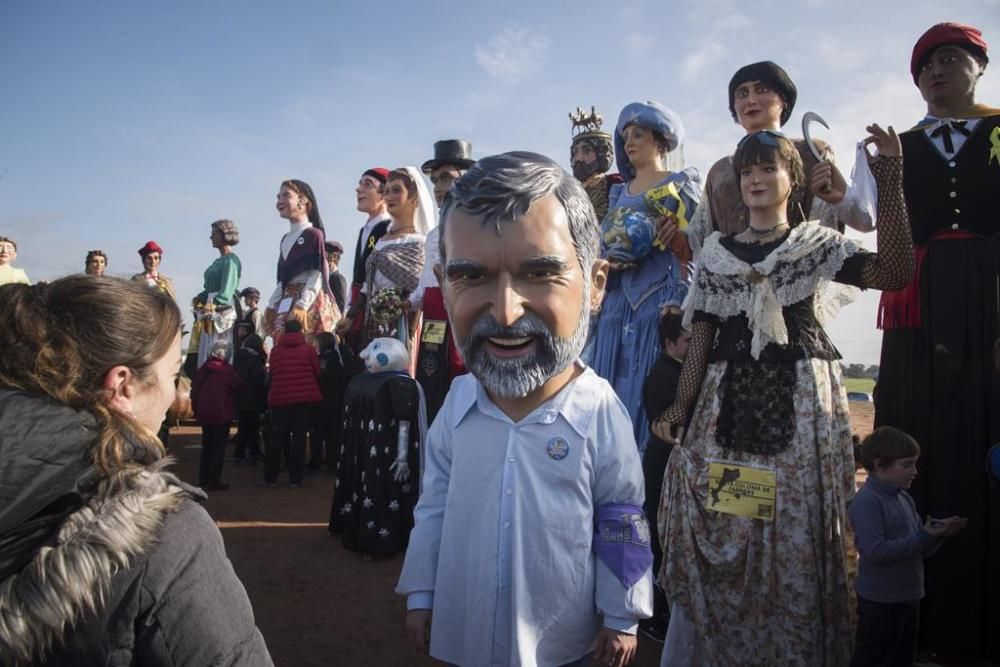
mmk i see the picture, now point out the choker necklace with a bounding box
[748,222,789,236]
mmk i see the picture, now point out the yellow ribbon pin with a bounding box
[647,181,689,250]
[989,127,1000,166]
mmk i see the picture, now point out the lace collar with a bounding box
[683,221,861,358]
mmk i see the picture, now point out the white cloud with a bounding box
[624,31,656,58]
[474,26,549,84]
[678,8,754,83]
[814,33,870,73]
[682,42,727,83]
[715,13,752,31]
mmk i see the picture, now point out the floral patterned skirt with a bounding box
[270,282,340,344]
[658,358,855,667]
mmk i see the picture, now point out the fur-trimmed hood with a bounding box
[0,390,202,664]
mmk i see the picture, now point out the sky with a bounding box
[2,0,998,364]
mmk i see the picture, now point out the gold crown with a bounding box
[569,106,606,136]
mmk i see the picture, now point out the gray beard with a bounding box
[455,289,590,399]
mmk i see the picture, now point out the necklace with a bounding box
[384,226,415,241]
[748,222,789,236]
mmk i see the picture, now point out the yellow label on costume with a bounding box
[706,461,777,521]
[421,320,447,344]
[989,127,1000,166]
[645,181,689,228]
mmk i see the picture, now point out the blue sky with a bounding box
[2,0,998,363]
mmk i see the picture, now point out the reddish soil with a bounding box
[165,404,878,666]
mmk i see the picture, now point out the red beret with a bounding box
[911,22,989,84]
[137,240,164,256]
[362,167,390,184]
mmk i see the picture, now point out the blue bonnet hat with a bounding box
[614,101,685,182]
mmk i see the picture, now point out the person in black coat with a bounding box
[638,311,690,642]
[234,334,268,465]
[309,332,362,473]
[325,240,348,314]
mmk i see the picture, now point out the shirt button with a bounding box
[505,488,512,496]
[507,457,516,463]
[948,161,957,168]
[504,521,511,528]
[951,223,960,230]
[950,177,958,184]
[949,191,957,198]
[954,209,961,215]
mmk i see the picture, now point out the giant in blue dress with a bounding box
[589,101,701,449]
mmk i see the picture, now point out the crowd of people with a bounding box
[0,20,996,667]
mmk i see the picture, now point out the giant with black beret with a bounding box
[728,61,797,126]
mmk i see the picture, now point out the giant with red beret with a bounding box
[137,240,164,257]
[911,22,989,84]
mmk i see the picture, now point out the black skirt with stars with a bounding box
[328,371,420,557]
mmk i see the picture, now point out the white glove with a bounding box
[390,459,410,482]
[390,419,412,482]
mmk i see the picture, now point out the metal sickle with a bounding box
[801,111,830,162]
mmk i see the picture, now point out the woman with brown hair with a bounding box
[264,179,339,343]
[655,127,912,665]
[336,167,434,353]
[0,276,271,665]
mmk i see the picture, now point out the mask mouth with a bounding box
[485,336,537,358]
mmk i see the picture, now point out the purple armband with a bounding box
[593,503,654,588]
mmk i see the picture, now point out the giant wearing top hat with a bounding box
[410,139,475,423]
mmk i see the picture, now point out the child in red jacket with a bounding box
[191,341,244,491]
[267,320,322,487]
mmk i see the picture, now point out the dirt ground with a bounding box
[165,404,879,666]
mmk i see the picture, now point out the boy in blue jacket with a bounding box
[849,426,966,666]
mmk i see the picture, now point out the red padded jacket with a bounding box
[268,332,322,407]
[191,358,244,425]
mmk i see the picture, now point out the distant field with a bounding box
[844,377,876,393]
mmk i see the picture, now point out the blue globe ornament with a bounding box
[600,207,655,263]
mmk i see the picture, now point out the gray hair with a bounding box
[438,151,598,273]
[210,340,231,360]
[211,219,240,246]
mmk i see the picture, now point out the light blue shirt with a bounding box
[397,364,653,667]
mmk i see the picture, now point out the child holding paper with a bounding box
[849,426,965,667]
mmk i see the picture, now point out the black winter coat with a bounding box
[0,390,272,666]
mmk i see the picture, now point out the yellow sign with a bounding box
[645,181,690,251]
[989,127,1000,166]
[421,319,448,345]
[706,461,777,521]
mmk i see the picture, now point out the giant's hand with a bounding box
[810,161,847,205]
[863,123,901,159]
[594,627,637,667]
[405,609,432,655]
[335,316,354,336]
[654,213,679,248]
[653,402,687,446]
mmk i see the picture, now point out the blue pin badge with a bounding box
[547,437,570,460]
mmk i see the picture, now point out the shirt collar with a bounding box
[866,474,902,496]
[288,221,311,233]
[450,361,596,437]
[365,212,391,227]
[920,115,980,132]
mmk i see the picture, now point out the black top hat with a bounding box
[421,139,475,173]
